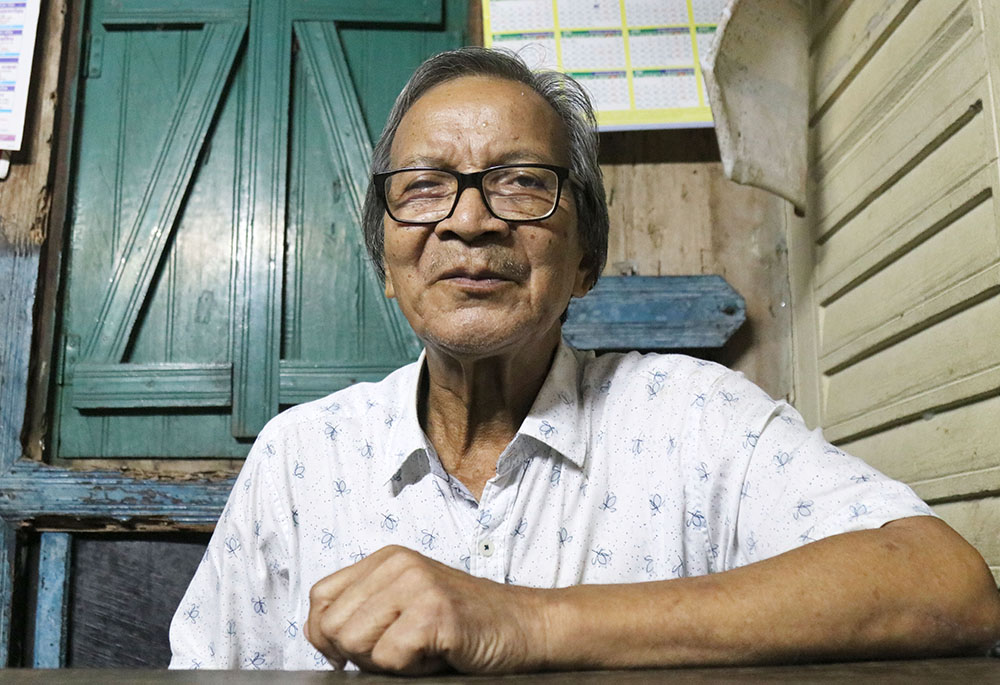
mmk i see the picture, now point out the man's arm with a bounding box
[541,516,998,668]
[170,435,296,670]
[305,515,1000,673]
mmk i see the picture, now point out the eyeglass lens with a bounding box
[383,166,560,222]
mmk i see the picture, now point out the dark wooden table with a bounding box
[1,658,998,683]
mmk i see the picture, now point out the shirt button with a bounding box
[478,539,494,557]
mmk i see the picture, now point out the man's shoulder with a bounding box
[567,347,781,424]
[578,347,734,392]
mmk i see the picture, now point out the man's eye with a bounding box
[493,170,550,191]
[406,179,445,191]
[512,173,546,188]
[401,178,451,197]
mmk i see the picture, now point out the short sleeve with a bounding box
[168,431,296,670]
[692,369,934,571]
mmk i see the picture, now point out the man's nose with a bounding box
[435,186,509,241]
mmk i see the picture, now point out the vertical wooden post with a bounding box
[0,0,73,666]
[33,533,72,668]
[0,521,16,667]
[230,1,290,438]
[0,240,43,670]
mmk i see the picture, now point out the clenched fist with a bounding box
[305,545,551,674]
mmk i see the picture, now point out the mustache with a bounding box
[428,247,530,281]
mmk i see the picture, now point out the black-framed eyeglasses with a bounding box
[373,164,573,224]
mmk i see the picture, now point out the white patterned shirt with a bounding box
[169,340,932,670]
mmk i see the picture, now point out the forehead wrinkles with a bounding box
[392,110,487,166]
[390,78,571,168]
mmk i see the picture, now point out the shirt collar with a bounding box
[377,349,434,486]
[517,338,588,470]
[377,337,589,485]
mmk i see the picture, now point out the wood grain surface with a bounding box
[3,658,999,683]
[66,536,208,668]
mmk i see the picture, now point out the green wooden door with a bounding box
[55,0,466,457]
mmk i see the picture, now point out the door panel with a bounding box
[58,3,249,458]
[80,22,245,364]
[285,22,420,373]
[127,36,242,370]
[339,26,467,143]
[55,0,466,458]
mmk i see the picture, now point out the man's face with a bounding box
[382,76,591,358]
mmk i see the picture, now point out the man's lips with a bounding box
[427,251,531,284]
[437,267,514,282]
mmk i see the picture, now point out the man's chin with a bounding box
[419,318,561,361]
[422,330,521,359]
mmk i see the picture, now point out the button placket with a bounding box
[471,475,512,582]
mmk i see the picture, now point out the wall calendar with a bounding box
[483,0,722,130]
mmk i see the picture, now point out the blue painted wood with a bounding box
[0,277,744,529]
[564,275,746,350]
[0,521,16,667]
[0,244,39,472]
[2,241,231,528]
[0,463,231,526]
[1,241,42,666]
[33,533,71,668]
[0,0,87,665]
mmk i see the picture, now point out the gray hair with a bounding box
[361,46,609,287]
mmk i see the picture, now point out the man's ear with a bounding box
[572,261,595,298]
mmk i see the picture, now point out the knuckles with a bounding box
[381,545,430,572]
[375,544,417,560]
[308,582,326,605]
[335,627,372,657]
[399,560,439,590]
[307,545,491,673]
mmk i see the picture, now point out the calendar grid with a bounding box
[619,0,637,112]
[484,0,717,130]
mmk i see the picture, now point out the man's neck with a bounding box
[419,330,561,500]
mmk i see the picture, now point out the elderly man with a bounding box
[170,47,1000,672]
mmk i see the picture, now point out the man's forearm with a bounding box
[534,516,1000,669]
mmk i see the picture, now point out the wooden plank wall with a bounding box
[67,535,207,667]
[471,1,793,400]
[600,133,792,399]
[0,1,63,253]
[796,0,1000,581]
